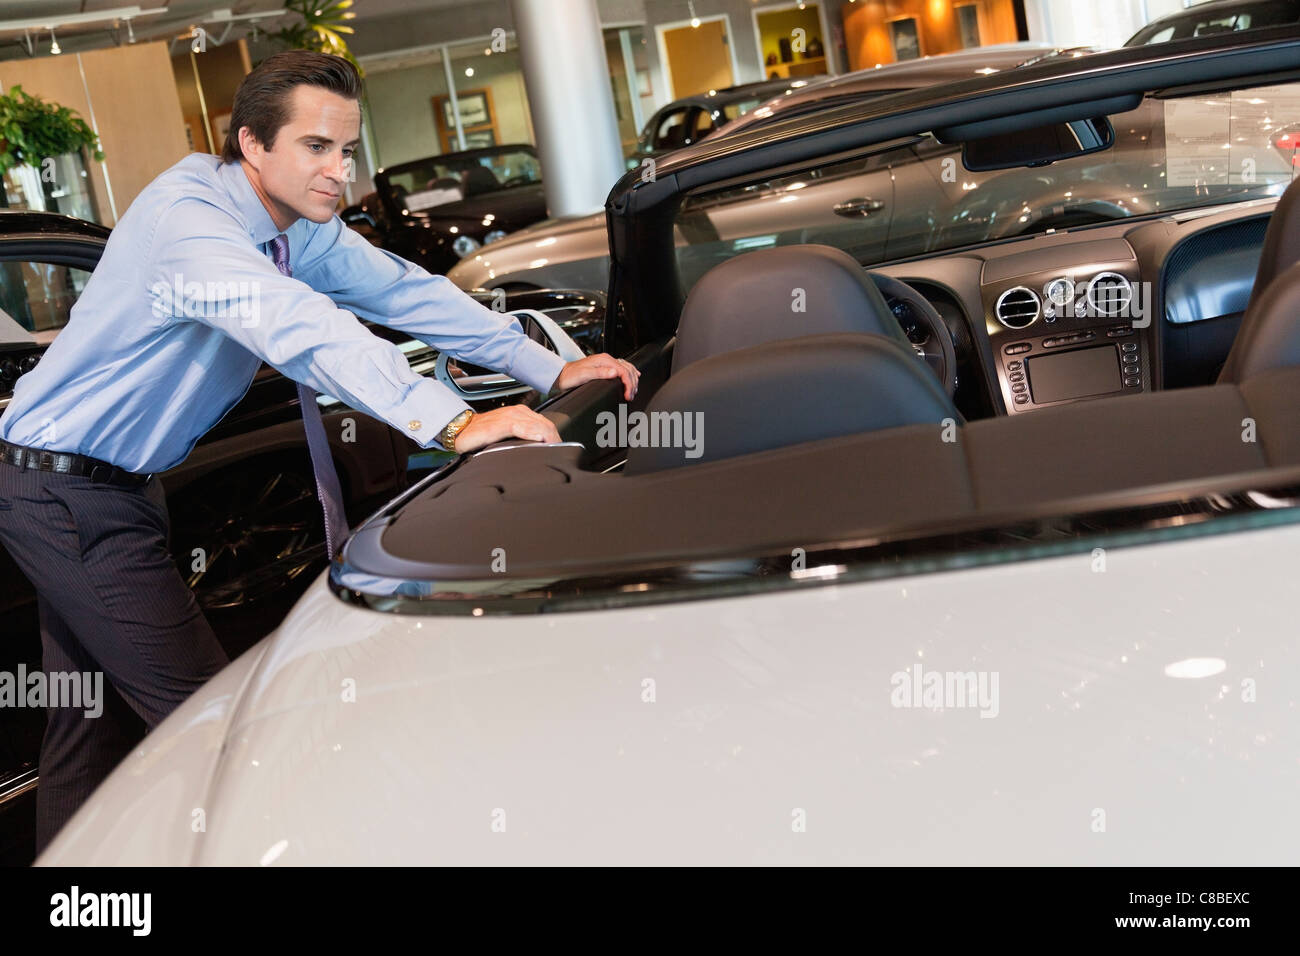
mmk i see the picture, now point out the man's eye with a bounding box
[308,143,323,152]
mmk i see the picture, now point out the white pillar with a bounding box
[510,0,626,217]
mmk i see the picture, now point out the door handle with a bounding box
[833,197,885,218]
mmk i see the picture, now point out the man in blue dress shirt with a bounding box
[0,51,637,852]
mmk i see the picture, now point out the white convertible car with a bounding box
[41,28,1300,865]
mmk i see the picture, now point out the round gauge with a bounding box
[1044,277,1075,308]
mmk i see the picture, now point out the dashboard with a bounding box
[873,198,1276,420]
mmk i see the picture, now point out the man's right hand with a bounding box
[450,405,561,454]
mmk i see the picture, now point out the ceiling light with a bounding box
[49,29,60,54]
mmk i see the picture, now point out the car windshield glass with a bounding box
[1126,1,1298,43]
[723,97,763,120]
[673,80,1300,295]
[382,149,541,212]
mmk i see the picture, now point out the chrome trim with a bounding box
[1086,271,1133,316]
[994,285,1040,329]
[472,441,586,458]
[328,470,1300,616]
[0,766,38,808]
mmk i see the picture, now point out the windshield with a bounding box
[381,148,541,212]
[1125,0,1300,45]
[673,80,1300,295]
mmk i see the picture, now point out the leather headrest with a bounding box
[626,332,959,474]
[1248,175,1300,307]
[672,244,906,375]
[1218,259,1300,383]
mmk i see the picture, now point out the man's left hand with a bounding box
[553,354,639,400]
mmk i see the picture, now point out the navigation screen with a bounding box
[1026,346,1122,405]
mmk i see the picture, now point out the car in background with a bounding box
[446,43,1077,294]
[626,76,825,169]
[341,144,546,275]
[1124,0,1299,45]
[39,28,1300,865]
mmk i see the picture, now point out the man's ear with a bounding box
[237,126,263,166]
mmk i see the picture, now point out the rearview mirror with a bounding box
[961,116,1114,171]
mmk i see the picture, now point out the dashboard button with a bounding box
[1014,394,1029,404]
[1007,361,1022,371]
[1121,342,1138,353]
[1124,375,1141,387]
[1107,327,1134,338]
[1012,383,1026,393]
[1042,337,1062,348]
[1004,343,1030,355]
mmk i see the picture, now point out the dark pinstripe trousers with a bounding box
[0,460,229,854]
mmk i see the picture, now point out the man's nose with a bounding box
[324,154,348,184]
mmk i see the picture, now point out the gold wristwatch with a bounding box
[438,409,474,452]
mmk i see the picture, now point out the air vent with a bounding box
[1086,272,1133,316]
[995,286,1040,329]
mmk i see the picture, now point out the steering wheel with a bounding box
[501,175,534,187]
[869,273,958,398]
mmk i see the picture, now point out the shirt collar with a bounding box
[218,159,290,247]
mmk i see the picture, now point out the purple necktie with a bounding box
[270,233,350,560]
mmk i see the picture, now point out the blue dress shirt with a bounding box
[0,153,566,474]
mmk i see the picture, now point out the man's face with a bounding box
[240,84,360,229]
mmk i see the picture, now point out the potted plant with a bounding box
[0,85,103,175]
[0,85,104,218]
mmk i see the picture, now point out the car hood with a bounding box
[36,518,1300,865]
[447,211,610,289]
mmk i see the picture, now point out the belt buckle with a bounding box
[88,463,112,483]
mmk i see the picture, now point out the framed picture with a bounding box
[888,16,921,62]
[433,88,500,154]
[210,111,233,151]
[956,4,981,49]
[441,92,490,129]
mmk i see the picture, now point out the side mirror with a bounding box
[434,308,585,401]
[341,205,377,229]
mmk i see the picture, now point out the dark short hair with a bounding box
[222,51,361,163]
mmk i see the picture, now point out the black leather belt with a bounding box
[0,439,152,488]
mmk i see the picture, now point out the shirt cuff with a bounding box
[507,340,568,396]
[394,378,473,450]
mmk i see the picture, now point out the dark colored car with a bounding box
[1124,0,1300,45]
[625,76,827,168]
[342,144,546,275]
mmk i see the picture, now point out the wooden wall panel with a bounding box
[78,42,189,224]
[0,41,188,226]
[843,0,1020,70]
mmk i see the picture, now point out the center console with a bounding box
[980,239,1149,414]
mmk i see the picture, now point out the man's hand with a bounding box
[452,405,561,454]
[553,354,639,400]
